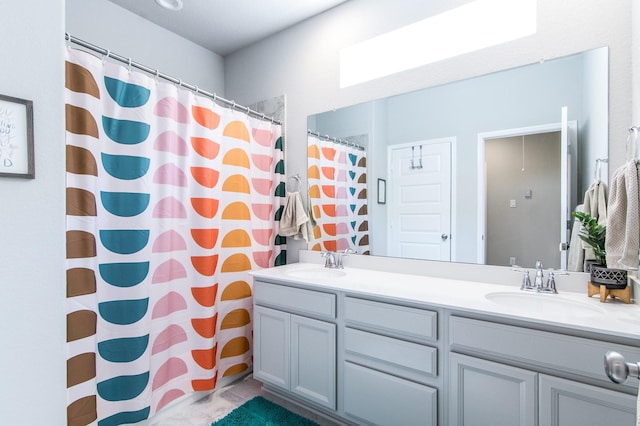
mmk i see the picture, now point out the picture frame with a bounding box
[0,94,34,179]
[377,178,386,204]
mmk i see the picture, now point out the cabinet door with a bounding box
[291,314,336,410]
[253,306,290,390]
[539,374,637,426]
[449,353,536,426]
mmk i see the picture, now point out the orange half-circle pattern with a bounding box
[191,284,218,308]
[191,229,219,249]
[191,167,220,189]
[221,229,251,248]
[223,121,250,142]
[308,145,320,159]
[221,253,252,272]
[222,202,250,220]
[222,175,250,194]
[223,148,250,168]
[191,137,220,160]
[192,106,220,130]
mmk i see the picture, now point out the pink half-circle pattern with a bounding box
[154,97,189,123]
[252,128,273,147]
[152,358,189,390]
[154,131,188,156]
[152,230,187,253]
[151,325,188,355]
[153,163,188,187]
[152,291,188,319]
[152,259,187,284]
[153,196,188,218]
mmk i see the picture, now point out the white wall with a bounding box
[225,0,633,262]
[0,1,66,424]
[66,0,225,94]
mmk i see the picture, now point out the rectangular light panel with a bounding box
[340,0,537,87]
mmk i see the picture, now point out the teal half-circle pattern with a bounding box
[99,262,149,288]
[98,298,149,325]
[102,116,150,145]
[102,153,150,180]
[97,372,150,401]
[98,407,151,426]
[98,335,149,363]
[100,229,149,254]
[104,77,151,108]
[101,192,150,217]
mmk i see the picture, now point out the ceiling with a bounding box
[108,0,349,56]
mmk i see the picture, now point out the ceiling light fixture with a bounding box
[154,0,183,11]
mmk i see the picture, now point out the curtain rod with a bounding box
[307,130,365,151]
[65,33,282,126]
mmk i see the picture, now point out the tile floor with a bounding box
[152,374,342,426]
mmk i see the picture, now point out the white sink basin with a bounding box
[285,267,347,279]
[485,291,605,317]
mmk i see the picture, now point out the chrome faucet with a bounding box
[322,248,357,269]
[533,260,545,290]
[321,251,337,268]
[519,260,558,293]
[539,271,558,294]
[520,270,534,291]
[337,248,357,268]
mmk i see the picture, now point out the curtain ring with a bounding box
[102,50,110,64]
[194,85,199,94]
[127,58,132,72]
[154,69,160,82]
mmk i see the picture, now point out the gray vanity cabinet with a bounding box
[342,297,440,426]
[253,281,337,410]
[447,315,639,426]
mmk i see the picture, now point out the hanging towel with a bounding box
[583,180,608,225]
[567,204,585,272]
[279,191,310,240]
[606,161,640,269]
[581,180,608,260]
[302,194,317,243]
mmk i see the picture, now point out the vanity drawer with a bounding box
[344,327,437,381]
[253,280,336,320]
[344,361,437,426]
[449,316,640,389]
[344,296,437,343]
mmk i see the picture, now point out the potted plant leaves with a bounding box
[572,211,627,289]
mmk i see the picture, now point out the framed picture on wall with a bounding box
[0,94,34,179]
[377,178,386,204]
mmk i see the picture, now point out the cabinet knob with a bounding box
[604,351,640,384]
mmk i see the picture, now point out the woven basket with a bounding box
[590,265,628,290]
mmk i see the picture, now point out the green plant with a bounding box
[572,211,607,266]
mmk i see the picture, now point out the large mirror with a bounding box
[307,47,608,270]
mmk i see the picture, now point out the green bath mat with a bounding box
[212,396,320,426]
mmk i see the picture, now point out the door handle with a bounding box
[441,234,449,241]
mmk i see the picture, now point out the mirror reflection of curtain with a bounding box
[65,47,285,425]
[307,135,369,254]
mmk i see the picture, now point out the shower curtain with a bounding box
[65,47,285,425]
[307,134,369,254]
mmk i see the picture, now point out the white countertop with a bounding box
[250,262,640,341]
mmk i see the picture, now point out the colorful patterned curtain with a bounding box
[65,47,285,426]
[307,134,369,254]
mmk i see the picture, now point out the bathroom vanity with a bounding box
[250,257,640,426]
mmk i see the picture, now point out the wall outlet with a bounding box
[509,199,516,208]
[509,257,517,266]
